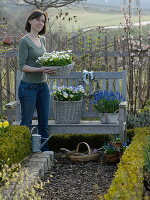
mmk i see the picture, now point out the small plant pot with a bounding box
[2,35,13,45]
[99,113,119,124]
[103,153,121,164]
[114,142,122,148]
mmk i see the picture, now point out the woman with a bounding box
[18,10,54,151]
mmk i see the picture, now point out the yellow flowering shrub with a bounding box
[98,127,150,200]
[0,120,9,134]
[0,163,44,200]
[0,120,9,128]
[0,125,41,200]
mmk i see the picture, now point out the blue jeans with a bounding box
[18,80,50,151]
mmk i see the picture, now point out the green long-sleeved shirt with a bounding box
[18,35,47,83]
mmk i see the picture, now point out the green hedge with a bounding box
[0,126,31,167]
[48,134,110,151]
[98,127,150,200]
[48,130,135,151]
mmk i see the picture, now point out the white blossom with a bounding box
[63,92,68,98]
[36,50,72,66]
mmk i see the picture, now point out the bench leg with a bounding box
[119,101,127,142]
[6,108,14,125]
[119,122,126,142]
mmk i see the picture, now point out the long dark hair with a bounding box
[25,9,47,35]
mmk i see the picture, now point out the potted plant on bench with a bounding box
[93,90,125,124]
[52,85,85,124]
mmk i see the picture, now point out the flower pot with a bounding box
[114,142,122,148]
[2,35,13,45]
[43,63,74,77]
[99,113,119,124]
[53,100,82,124]
[104,153,121,164]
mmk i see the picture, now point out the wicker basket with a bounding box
[69,142,98,162]
[53,100,82,124]
[43,63,74,77]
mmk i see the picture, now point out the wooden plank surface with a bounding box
[31,120,120,134]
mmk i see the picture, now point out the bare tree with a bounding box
[21,0,85,11]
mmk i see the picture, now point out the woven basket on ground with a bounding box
[53,100,82,124]
[69,142,98,162]
[43,63,74,77]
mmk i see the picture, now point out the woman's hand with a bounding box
[42,67,56,75]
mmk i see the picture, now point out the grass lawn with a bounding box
[48,6,150,33]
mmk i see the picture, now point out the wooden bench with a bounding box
[5,70,127,141]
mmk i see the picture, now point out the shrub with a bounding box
[0,126,31,168]
[0,163,43,200]
[126,129,135,141]
[48,134,111,151]
[143,136,150,173]
[98,127,150,200]
[48,130,135,152]
[127,101,150,129]
[127,112,150,129]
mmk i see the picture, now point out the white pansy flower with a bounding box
[37,49,72,66]
[52,85,84,101]
[63,92,68,98]
[57,87,62,92]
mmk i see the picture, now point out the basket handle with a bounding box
[76,142,91,155]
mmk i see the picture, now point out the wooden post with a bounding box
[104,35,108,71]
[72,36,77,53]
[81,35,85,71]
[122,35,126,70]
[6,58,10,103]
[114,36,118,71]
[89,35,93,71]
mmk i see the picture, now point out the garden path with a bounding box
[37,154,117,200]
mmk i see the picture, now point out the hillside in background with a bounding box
[49,3,150,33]
[85,0,150,9]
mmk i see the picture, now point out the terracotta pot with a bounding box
[2,35,12,45]
[114,142,122,148]
[104,153,120,164]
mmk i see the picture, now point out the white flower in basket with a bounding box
[52,85,85,124]
[36,50,74,76]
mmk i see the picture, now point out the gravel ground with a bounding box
[37,153,117,200]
